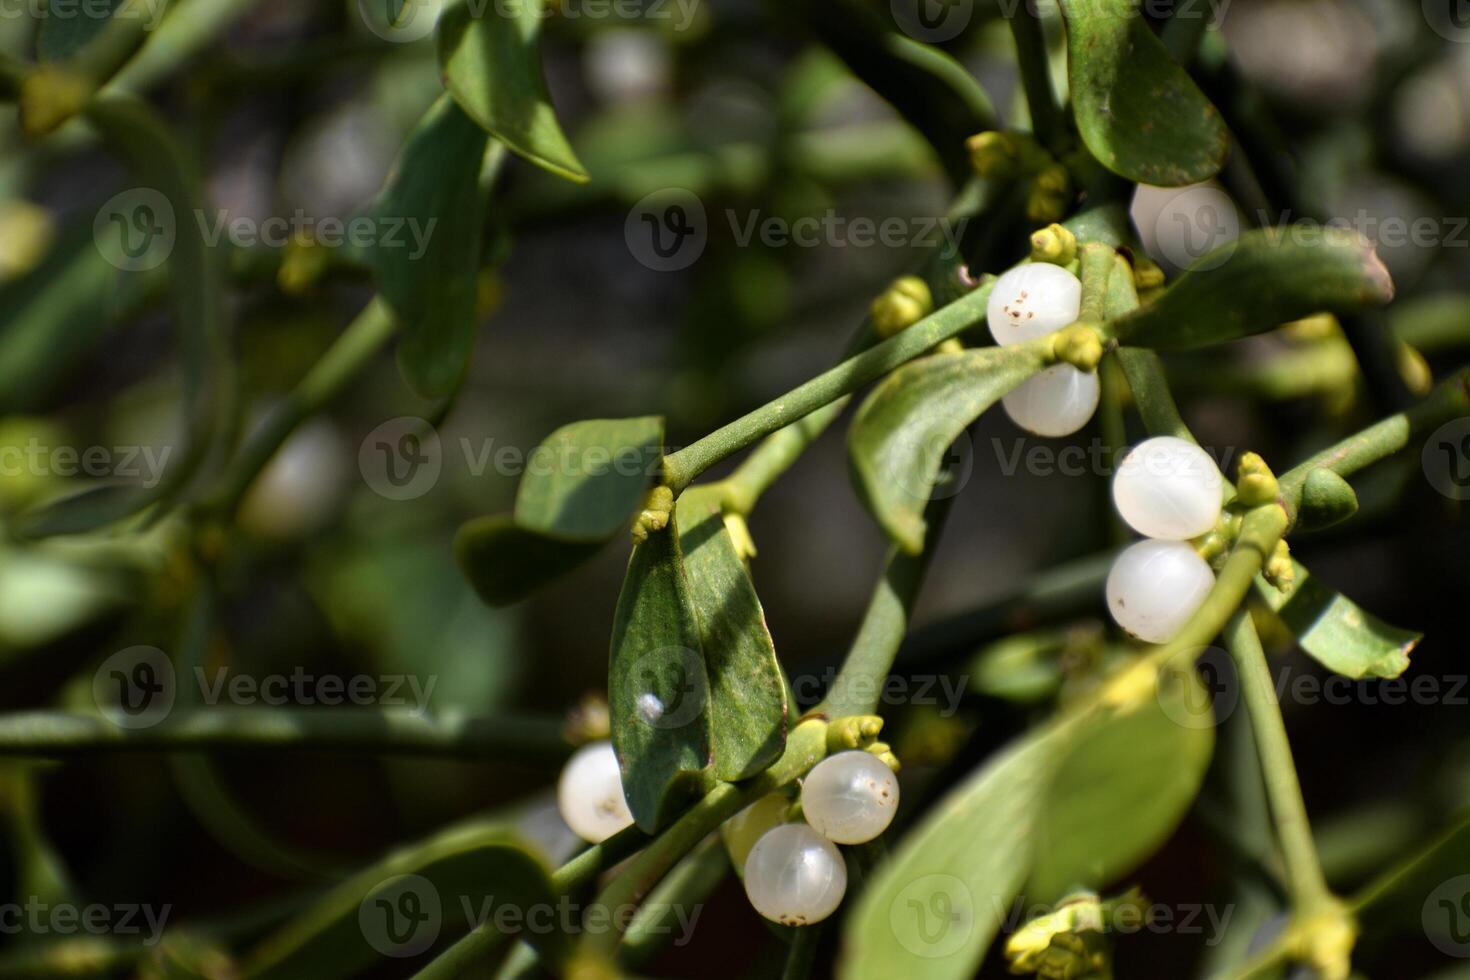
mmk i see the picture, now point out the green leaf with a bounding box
[27,95,229,538]
[36,0,125,61]
[438,0,590,183]
[1061,0,1228,186]
[366,94,491,399]
[514,417,664,543]
[453,514,604,607]
[1296,468,1359,531]
[245,821,558,979]
[676,488,787,782]
[609,520,711,831]
[1255,560,1419,680]
[1112,227,1395,350]
[848,344,1049,554]
[1027,669,1214,902]
[840,728,1063,980]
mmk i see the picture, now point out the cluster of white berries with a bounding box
[1106,436,1225,643]
[986,263,1099,437]
[734,751,899,927]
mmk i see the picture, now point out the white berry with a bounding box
[556,741,634,843]
[801,751,899,845]
[743,823,847,926]
[1106,539,1216,644]
[1002,365,1101,437]
[1112,436,1224,540]
[987,264,1082,346]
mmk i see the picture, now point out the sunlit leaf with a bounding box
[438,0,590,182]
[1113,227,1394,350]
[609,520,710,831]
[840,728,1062,980]
[1255,560,1419,680]
[677,488,786,782]
[848,344,1049,554]
[1027,669,1214,902]
[1061,0,1228,186]
[366,94,491,400]
[454,513,604,607]
[514,416,664,543]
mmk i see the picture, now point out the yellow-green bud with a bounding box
[870,275,932,338]
[1397,342,1432,395]
[1052,324,1104,372]
[19,68,92,139]
[1289,903,1357,980]
[1132,256,1166,291]
[966,131,1021,180]
[1030,223,1078,266]
[1265,539,1295,591]
[1026,186,1069,225]
[826,715,883,752]
[1235,452,1280,507]
[631,485,674,543]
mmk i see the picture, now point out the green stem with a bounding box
[204,297,396,517]
[1223,611,1334,913]
[0,709,572,763]
[1077,244,1115,322]
[782,923,824,980]
[1008,5,1064,147]
[661,284,994,492]
[619,835,730,969]
[1276,366,1470,527]
[1115,347,1193,441]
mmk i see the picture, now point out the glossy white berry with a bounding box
[1002,365,1101,437]
[1106,540,1216,644]
[800,751,899,845]
[743,823,847,926]
[556,741,633,843]
[1112,436,1224,540]
[987,264,1082,346]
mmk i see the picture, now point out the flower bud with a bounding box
[1235,452,1280,507]
[870,275,933,338]
[1030,223,1078,266]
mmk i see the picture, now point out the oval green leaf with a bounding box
[437,0,590,183]
[453,514,605,607]
[1062,0,1228,186]
[840,728,1063,980]
[848,344,1049,554]
[244,821,558,979]
[513,416,664,543]
[1254,560,1419,680]
[609,519,711,831]
[1112,227,1394,350]
[365,94,492,399]
[1027,667,1214,902]
[677,488,787,782]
